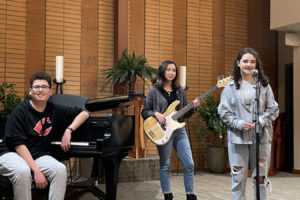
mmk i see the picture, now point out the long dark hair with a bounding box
[233,47,268,89]
[152,60,180,90]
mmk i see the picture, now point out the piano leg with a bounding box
[87,157,106,200]
[103,153,128,200]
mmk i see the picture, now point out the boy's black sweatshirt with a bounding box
[0,97,82,159]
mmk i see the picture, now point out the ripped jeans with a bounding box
[228,142,271,200]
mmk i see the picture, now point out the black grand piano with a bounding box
[0,95,134,200]
[48,94,135,200]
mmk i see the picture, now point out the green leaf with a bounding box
[196,94,227,142]
[101,49,157,92]
[0,82,21,114]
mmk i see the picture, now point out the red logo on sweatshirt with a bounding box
[34,117,52,136]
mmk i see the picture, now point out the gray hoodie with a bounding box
[218,80,279,144]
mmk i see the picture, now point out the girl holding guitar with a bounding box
[142,60,200,200]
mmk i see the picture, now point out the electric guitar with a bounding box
[143,75,232,145]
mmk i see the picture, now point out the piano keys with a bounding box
[51,141,90,146]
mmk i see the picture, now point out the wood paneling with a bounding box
[212,0,225,82]
[45,0,65,92]
[187,0,214,169]
[25,0,45,90]
[173,0,187,68]
[97,0,115,97]
[0,0,26,95]
[224,0,248,74]
[128,0,145,95]
[45,0,81,95]
[81,0,98,98]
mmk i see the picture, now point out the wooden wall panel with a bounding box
[187,0,213,170]
[45,0,81,95]
[128,0,145,95]
[0,0,26,96]
[81,0,98,98]
[97,0,115,97]
[45,0,64,93]
[187,0,213,100]
[145,0,173,71]
[25,0,45,90]
[212,0,225,82]
[224,0,248,74]
[63,0,81,95]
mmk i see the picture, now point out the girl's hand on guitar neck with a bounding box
[192,99,200,109]
[155,112,166,125]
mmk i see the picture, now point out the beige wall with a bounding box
[277,32,293,112]
[271,0,300,171]
[271,0,300,31]
[294,46,300,170]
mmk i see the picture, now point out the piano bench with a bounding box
[0,175,49,200]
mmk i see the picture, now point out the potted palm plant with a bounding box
[102,49,157,95]
[197,94,228,173]
[0,82,22,137]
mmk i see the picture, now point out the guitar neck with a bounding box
[172,85,218,120]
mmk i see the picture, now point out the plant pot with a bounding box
[128,78,136,96]
[206,146,227,173]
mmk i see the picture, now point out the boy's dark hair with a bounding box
[30,72,52,88]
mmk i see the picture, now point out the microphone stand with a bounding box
[253,76,260,200]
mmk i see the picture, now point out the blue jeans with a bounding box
[228,142,271,200]
[157,128,194,194]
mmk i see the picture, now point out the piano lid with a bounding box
[86,95,130,111]
[49,94,88,111]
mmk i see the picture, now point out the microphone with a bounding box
[252,69,258,77]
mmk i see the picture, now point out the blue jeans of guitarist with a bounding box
[157,127,194,194]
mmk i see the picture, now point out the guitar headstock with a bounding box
[216,75,232,88]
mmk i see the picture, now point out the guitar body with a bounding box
[143,100,185,145]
